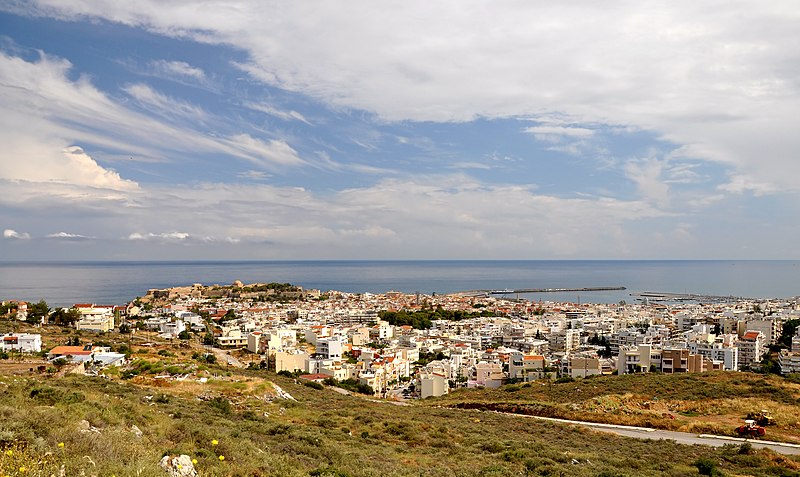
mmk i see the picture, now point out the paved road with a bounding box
[524,415,800,455]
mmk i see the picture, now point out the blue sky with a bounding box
[1,1,799,260]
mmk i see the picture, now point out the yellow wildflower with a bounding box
[57,442,65,448]
[191,458,198,465]
[218,455,225,461]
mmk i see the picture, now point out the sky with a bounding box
[1,1,799,260]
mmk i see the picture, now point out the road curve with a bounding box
[525,415,800,455]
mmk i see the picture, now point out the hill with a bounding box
[429,372,800,444]
[2,368,800,476]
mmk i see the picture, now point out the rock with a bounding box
[130,425,143,438]
[159,455,198,477]
[77,420,101,434]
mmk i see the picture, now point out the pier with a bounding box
[630,291,748,303]
[454,286,626,297]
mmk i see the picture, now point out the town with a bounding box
[2,280,800,400]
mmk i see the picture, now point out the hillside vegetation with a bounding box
[1,323,799,475]
[1,369,800,476]
[430,372,800,443]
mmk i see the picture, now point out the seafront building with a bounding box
[7,282,799,397]
[128,285,800,395]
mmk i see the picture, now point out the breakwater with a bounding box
[456,286,627,297]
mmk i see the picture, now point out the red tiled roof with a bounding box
[299,373,329,381]
[48,346,93,356]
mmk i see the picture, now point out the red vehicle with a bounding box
[736,420,766,438]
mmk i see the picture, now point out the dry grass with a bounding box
[432,371,800,443]
[0,371,798,477]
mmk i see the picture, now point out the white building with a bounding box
[316,337,344,359]
[74,305,115,332]
[569,356,602,378]
[745,318,781,345]
[548,329,580,353]
[275,350,309,373]
[159,320,186,338]
[737,330,765,369]
[617,344,661,374]
[779,350,800,375]
[419,372,449,398]
[688,340,739,371]
[0,333,42,353]
[217,327,247,347]
[508,352,545,382]
[471,362,504,388]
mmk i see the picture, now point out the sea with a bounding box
[1,260,799,308]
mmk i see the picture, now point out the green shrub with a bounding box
[303,381,324,390]
[694,457,718,476]
[207,396,232,415]
[29,386,85,405]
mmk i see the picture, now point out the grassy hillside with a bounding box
[429,372,800,444]
[1,322,799,476]
[1,370,799,476]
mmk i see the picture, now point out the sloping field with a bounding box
[0,371,799,476]
[430,372,800,443]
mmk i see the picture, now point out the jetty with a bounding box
[630,291,748,303]
[454,286,626,297]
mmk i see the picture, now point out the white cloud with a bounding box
[224,134,305,167]
[62,146,140,191]
[718,174,778,197]
[150,59,206,81]
[2,2,799,259]
[3,229,30,240]
[123,83,208,121]
[0,50,308,181]
[13,1,798,192]
[46,232,93,240]
[244,101,311,124]
[449,162,492,170]
[624,158,669,207]
[524,125,595,141]
[664,163,708,185]
[237,170,272,180]
[128,232,190,242]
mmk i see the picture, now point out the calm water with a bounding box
[0,260,798,307]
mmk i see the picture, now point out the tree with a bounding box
[779,319,800,348]
[50,307,81,326]
[26,300,50,324]
[759,350,781,375]
[221,309,237,322]
[0,302,18,318]
[202,332,216,346]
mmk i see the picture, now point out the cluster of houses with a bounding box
[120,284,800,398]
[3,285,800,398]
[0,332,126,368]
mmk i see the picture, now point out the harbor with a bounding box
[455,286,627,297]
[630,291,749,304]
